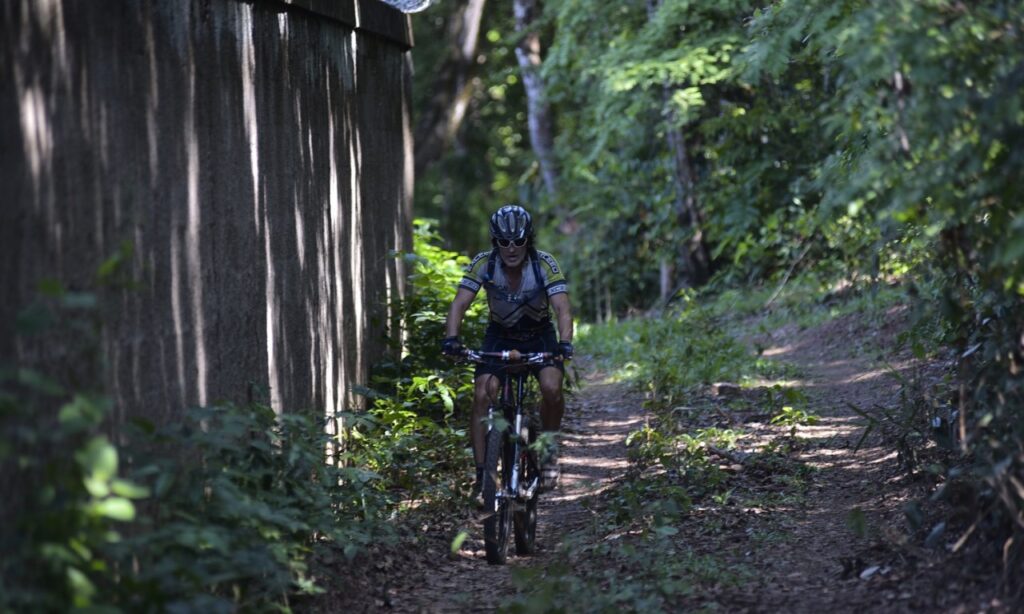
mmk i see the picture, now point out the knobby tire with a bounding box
[483,421,512,564]
[513,420,539,555]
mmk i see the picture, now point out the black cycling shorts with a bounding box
[475,323,564,379]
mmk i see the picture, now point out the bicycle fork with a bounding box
[489,375,539,506]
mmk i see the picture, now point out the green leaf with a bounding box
[450,530,469,554]
[84,476,110,498]
[111,478,150,499]
[91,497,135,521]
[76,436,118,484]
[67,567,97,606]
[59,395,107,430]
[846,507,867,538]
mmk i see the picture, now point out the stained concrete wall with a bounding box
[0,0,414,423]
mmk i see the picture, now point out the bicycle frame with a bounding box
[491,367,539,503]
[464,349,547,501]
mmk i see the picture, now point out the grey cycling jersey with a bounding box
[458,249,568,330]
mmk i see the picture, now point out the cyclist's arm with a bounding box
[445,287,477,337]
[550,292,573,343]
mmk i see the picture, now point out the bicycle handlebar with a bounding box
[458,348,560,365]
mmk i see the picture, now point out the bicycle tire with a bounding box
[514,420,539,555]
[483,423,513,564]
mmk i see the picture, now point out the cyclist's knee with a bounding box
[473,376,498,405]
[539,381,563,405]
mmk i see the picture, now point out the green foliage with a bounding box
[1,283,393,612]
[356,220,490,503]
[764,385,818,438]
[578,292,777,405]
[502,538,747,613]
[623,424,738,513]
[0,266,147,612]
[2,387,396,613]
[737,3,1024,571]
[109,403,391,611]
[412,7,541,256]
[0,230,481,611]
[770,404,820,439]
[380,220,484,383]
[0,375,147,612]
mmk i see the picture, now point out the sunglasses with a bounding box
[497,237,528,248]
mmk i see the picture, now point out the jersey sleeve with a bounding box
[536,251,568,296]
[457,251,491,293]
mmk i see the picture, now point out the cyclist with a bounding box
[441,204,574,498]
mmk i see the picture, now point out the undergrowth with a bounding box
[0,293,395,612]
[0,223,482,611]
[579,289,797,406]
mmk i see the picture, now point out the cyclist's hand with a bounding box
[441,336,463,357]
[557,341,574,361]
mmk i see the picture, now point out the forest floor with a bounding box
[329,302,1007,613]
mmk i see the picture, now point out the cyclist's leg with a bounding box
[533,325,565,431]
[537,365,564,431]
[472,328,506,484]
[537,365,564,491]
[472,373,500,467]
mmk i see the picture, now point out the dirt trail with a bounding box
[354,309,994,612]
[721,311,921,611]
[384,364,646,612]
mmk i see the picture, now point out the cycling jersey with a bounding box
[458,249,568,333]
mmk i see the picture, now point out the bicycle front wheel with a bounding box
[483,424,513,565]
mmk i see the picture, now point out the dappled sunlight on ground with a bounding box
[674,307,995,612]
[369,309,989,612]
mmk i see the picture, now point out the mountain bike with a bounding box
[461,348,551,565]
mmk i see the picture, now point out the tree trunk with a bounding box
[666,121,711,285]
[660,259,674,303]
[647,0,710,286]
[413,0,488,177]
[513,0,576,232]
[513,0,557,195]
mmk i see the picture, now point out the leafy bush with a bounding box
[1,271,150,612]
[380,219,487,385]
[105,403,392,612]
[579,291,781,406]
[0,375,148,612]
[2,343,392,612]
[351,220,493,503]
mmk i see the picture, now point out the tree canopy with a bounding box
[412,0,1024,595]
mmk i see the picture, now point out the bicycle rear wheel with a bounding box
[483,423,513,564]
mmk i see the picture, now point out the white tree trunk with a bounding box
[513,0,559,197]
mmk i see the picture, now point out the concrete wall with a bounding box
[0,0,414,423]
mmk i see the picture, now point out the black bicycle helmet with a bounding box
[489,204,533,242]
